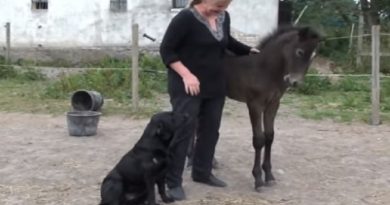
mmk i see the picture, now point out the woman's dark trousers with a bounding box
[166,95,225,188]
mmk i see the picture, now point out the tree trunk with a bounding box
[370,0,381,25]
[360,0,380,28]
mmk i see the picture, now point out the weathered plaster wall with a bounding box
[0,0,278,63]
[0,0,277,47]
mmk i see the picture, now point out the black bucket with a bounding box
[71,90,104,111]
[66,111,101,136]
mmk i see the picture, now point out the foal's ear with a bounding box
[298,26,322,41]
[298,27,311,41]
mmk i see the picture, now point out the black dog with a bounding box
[100,111,188,205]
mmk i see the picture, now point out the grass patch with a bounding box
[0,79,68,114]
[283,76,390,123]
[43,67,166,101]
[282,92,371,122]
[0,54,168,117]
[0,79,166,117]
[2,54,390,123]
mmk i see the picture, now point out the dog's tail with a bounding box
[99,170,124,205]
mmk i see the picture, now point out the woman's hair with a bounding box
[189,0,232,7]
[189,0,202,7]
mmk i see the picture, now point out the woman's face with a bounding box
[203,0,231,16]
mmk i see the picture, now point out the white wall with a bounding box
[0,0,278,48]
[228,0,278,38]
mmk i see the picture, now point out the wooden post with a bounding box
[5,22,11,64]
[348,23,355,54]
[131,23,139,110]
[294,5,308,25]
[356,12,363,67]
[370,25,380,125]
[388,32,390,49]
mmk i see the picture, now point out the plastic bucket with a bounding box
[66,111,101,136]
[71,90,104,111]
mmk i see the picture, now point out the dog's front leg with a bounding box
[156,177,174,203]
[144,177,158,205]
[143,163,158,205]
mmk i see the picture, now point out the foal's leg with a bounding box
[247,102,265,191]
[263,101,280,186]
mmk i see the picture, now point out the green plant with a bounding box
[0,65,17,79]
[381,79,390,111]
[87,56,132,68]
[291,75,332,95]
[335,76,370,92]
[44,68,127,100]
[139,54,165,70]
[43,54,167,102]
[17,67,46,81]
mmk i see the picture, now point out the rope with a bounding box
[3,64,390,77]
[325,33,390,41]
[0,64,12,67]
[306,73,390,78]
[2,64,390,78]
[0,64,167,75]
[326,34,370,40]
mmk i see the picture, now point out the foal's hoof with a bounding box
[254,180,264,192]
[265,180,276,187]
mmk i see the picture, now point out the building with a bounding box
[0,0,278,62]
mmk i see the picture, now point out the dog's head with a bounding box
[146,111,189,145]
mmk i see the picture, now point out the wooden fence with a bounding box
[3,22,142,111]
[312,24,388,125]
[2,22,388,124]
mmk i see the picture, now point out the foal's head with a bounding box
[257,26,322,86]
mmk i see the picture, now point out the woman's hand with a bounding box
[169,61,200,96]
[250,47,260,54]
[182,72,200,96]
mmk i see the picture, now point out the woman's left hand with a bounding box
[250,47,260,54]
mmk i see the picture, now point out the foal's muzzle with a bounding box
[283,74,302,87]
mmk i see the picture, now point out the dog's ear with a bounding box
[142,120,163,139]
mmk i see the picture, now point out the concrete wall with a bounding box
[0,0,277,47]
[0,0,172,47]
[0,0,278,63]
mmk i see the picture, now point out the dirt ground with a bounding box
[0,99,389,205]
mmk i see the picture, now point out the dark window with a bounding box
[278,0,293,26]
[110,0,127,12]
[32,0,48,10]
[172,0,189,8]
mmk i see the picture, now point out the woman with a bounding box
[160,0,259,200]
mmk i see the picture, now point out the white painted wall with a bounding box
[228,0,278,38]
[0,0,278,48]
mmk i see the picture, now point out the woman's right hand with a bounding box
[169,61,200,96]
[182,72,200,96]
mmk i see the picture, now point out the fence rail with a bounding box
[2,22,388,125]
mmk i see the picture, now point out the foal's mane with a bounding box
[255,26,321,50]
[255,26,300,50]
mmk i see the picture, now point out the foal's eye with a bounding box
[295,48,304,58]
